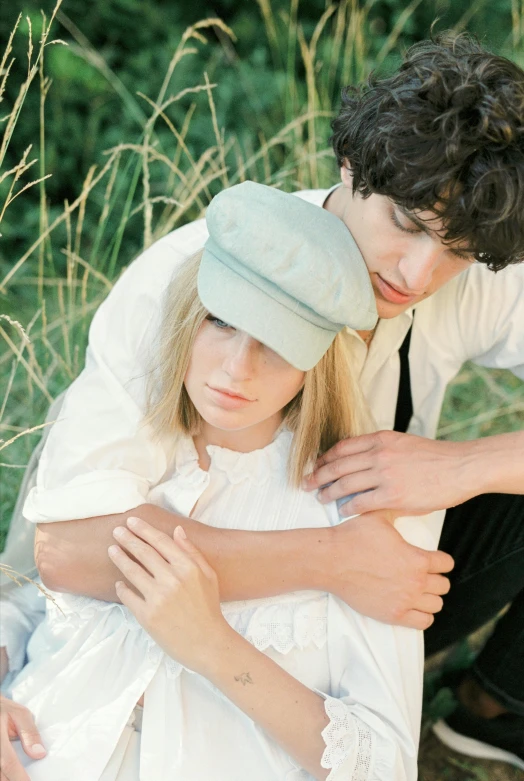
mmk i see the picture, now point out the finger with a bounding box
[307,456,375,492]
[316,470,376,505]
[314,434,377,470]
[13,712,46,761]
[0,738,31,781]
[113,526,172,577]
[414,593,444,615]
[398,610,435,631]
[427,550,454,574]
[108,544,155,596]
[115,580,146,615]
[126,517,188,567]
[126,518,203,582]
[173,527,216,579]
[426,574,451,596]
[338,485,393,515]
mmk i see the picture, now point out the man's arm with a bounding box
[306,430,524,516]
[35,504,453,630]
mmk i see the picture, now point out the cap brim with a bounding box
[198,251,336,371]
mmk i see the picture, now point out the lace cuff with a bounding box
[320,695,374,781]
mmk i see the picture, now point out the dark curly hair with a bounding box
[331,33,524,271]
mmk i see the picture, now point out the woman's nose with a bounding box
[222,333,259,379]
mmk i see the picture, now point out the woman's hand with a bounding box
[108,517,229,672]
[0,695,46,781]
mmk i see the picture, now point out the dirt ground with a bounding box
[419,731,524,780]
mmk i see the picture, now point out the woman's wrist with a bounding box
[192,623,248,681]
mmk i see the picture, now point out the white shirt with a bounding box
[11,430,428,781]
[21,187,524,542]
[3,186,524,757]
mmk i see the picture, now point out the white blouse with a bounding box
[11,430,429,781]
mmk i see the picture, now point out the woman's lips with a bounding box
[206,385,255,409]
[375,275,420,305]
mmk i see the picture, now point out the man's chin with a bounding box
[374,294,417,319]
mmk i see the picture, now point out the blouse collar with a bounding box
[174,429,293,487]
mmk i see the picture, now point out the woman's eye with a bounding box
[206,315,233,329]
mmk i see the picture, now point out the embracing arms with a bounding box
[35,503,452,630]
[34,427,522,628]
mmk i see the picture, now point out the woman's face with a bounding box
[184,316,305,450]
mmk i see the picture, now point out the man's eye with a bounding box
[449,248,475,262]
[390,210,420,235]
[206,315,232,329]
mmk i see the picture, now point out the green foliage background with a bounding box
[2,0,523,256]
[1,0,523,546]
[0,4,523,778]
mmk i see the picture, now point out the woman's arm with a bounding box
[111,518,419,780]
[110,520,327,779]
[35,506,453,629]
[186,626,332,780]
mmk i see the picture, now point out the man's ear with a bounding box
[340,162,353,189]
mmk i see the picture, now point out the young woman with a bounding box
[10,182,429,781]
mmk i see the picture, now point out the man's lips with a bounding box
[375,275,421,305]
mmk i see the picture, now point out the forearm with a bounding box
[463,431,524,495]
[198,626,330,780]
[35,504,330,601]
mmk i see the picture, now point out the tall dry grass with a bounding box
[1,0,523,545]
[0,5,523,778]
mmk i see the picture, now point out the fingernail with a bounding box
[113,526,126,538]
[175,525,187,539]
[127,516,140,527]
[108,545,120,556]
[32,743,46,756]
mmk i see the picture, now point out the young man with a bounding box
[2,32,524,776]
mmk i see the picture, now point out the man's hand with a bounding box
[305,430,477,516]
[0,695,46,781]
[326,513,453,629]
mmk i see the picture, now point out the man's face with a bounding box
[328,166,476,320]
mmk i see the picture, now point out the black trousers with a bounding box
[424,493,524,716]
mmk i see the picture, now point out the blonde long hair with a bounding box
[146,251,375,487]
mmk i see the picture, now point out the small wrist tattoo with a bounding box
[234,672,253,686]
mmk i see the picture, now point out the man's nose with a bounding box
[399,238,441,292]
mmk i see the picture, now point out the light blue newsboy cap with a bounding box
[198,181,378,371]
